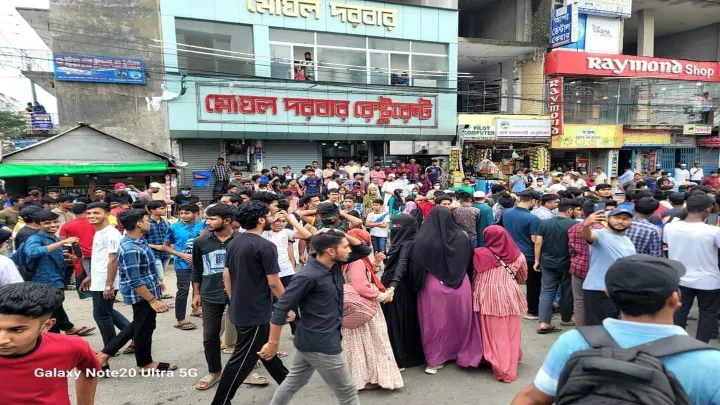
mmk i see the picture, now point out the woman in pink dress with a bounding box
[472,225,528,382]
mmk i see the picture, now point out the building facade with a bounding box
[161,0,458,199]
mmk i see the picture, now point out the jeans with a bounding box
[525,257,541,316]
[280,275,298,336]
[571,275,586,326]
[102,300,158,367]
[201,300,227,374]
[49,287,74,333]
[371,236,387,253]
[584,289,619,326]
[539,266,573,324]
[153,256,171,282]
[270,351,359,405]
[211,323,288,405]
[175,270,191,321]
[674,286,720,343]
[91,291,130,346]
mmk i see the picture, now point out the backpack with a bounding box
[556,326,716,405]
[11,241,42,281]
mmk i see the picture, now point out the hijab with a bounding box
[391,189,404,211]
[402,200,423,227]
[473,225,522,273]
[382,213,420,287]
[411,207,472,289]
[346,228,386,291]
[364,184,381,208]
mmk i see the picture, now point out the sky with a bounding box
[0,0,56,116]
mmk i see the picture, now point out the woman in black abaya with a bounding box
[381,213,425,369]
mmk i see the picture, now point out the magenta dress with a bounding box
[417,273,484,367]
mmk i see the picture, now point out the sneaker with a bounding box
[424,364,444,375]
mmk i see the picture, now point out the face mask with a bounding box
[181,190,190,196]
[412,191,418,196]
[433,185,440,190]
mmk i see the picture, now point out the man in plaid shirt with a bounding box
[97,209,177,372]
[211,157,232,199]
[567,201,604,327]
[624,197,663,257]
[144,201,171,298]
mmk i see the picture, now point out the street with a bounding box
[63,269,710,405]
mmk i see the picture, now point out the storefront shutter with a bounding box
[179,139,222,203]
[698,147,719,177]
[262,141,321,174]
[519,55,545,115]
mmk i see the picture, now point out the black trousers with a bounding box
[674,286,720,343]
[525,256,541,316]
[584,289,619,326]
[211,323,288,405]
[201,299,227,374]
[175,270,191,321]
[49,302,74,333]
[102,300,157,367]
[280,275,298,336]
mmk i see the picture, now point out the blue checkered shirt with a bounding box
[118,236,162,305]
[144,217,169,260]
[211,164,231,181]
[625,217,663,257]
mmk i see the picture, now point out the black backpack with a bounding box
[556,326,716,405]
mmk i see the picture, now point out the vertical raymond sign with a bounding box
[548,77,564,136]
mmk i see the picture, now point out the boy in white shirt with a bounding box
[365,199,390,253]
[0,229,22,286]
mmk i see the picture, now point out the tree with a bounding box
[0,110,29,153]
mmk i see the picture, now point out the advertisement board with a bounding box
[30,113,53,131]
[697,136,720,147]
[584,15,621,54]
[548,78,564,136]
[551,124,622,148]
[550,5,579,48]
[683,124,713,135]
[54,54,146,84]
[622,129,671,146]
[458,125,496,141]
[495,119,552,139]
[567,0,632,18]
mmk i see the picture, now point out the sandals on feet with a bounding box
[222,346,235,354]
[66,326,96,336]
[195,374,221,390]
[173,322,197,331]
[243,373,269,386]
[537,326,562,334]
[122,345,135,354]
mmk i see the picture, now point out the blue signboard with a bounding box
[550,4,579,48]
[14,139,39,149]
[560,14,587,50]
[30,113,54,131]
[53,54,146,84]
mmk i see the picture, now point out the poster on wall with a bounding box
[548,77,564,136]
[550,4,579,47]
[54,54,146,84]
[566,0,632,18]
[551,124,622,148]
[584,15,621,54]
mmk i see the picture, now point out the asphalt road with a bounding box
[60,269,709,405]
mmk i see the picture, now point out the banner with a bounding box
[30,113,53,131]
[458,125,496,141]
[550,5,579,48]
[622,130,671,146]
[584,15,621,54]
[495,119,551,139]
[54,54,146,84]
[698,136,720,147]
[551,124,622,149]
[545,51,720,82]
[568,0,632,18]
[683,124,712,135]
[548,77,564,136]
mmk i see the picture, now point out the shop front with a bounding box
[458,114,552,190]
[551,124,622,175]
[697,136,720,175]
[161,0,458,199]
[620,129,672,174]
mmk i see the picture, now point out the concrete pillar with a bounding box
[501,59,516,113]
[637,8,655,57]
[516,0,532,42]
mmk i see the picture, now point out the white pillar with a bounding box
[638,8,655,57]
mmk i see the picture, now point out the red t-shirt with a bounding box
[417,201,435,219]
[59,217,96,258]
[0,333,101,405]
[701,176,720,190]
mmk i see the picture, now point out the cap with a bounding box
[473,191,486,198]
[606,254,685,308]
[316,202,339,218]
[19,205,42,220]
[114,182,126,190]
[149,182,162,189]
[608,207,633,217]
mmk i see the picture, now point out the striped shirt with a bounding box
[472,255,528,317]
[210,164,231,181]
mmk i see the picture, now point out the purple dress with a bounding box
[417,273,484,367]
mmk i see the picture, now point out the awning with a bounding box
[0,162,168,178]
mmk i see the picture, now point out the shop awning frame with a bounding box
[0,162,168,178]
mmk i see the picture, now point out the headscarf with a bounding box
[391,189,404,211]
[346,228,386,291]
[473,225,522,273]
[402,201,417,214]
[382,213,419,286]
[363,184,381,210]
[402,200,423,227]
[411,207,472,289]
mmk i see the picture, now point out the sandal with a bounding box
[560,321,576,326]
[523,314,539,321]
[195,374,221,390]
[173,322,197,331]
[161,293,174,299]
[222,346,235,354]
[190,311,202,318]
[243,372,269,386]
[254,361,263,369]
[122,345,135,354]
[66,326,96,336]
[143,362,177,371]
[277,351,289,358]
[537,326,562,334]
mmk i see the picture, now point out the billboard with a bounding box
[54,54,146,84]
[550,5,579,48]
[30,113,53,131]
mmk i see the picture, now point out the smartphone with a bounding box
[707,213,719,225]
[593,202,606,213]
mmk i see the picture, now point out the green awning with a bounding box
[0,162,168,178]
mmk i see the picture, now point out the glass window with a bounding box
[412,55,448,87]
[269,28,314,44]
[368,38,410,52]
[270,44,292,80]
[317,33,365,49]
[369,53,389,85]
[316,48,366,83]
[175,19,254,76]
[412,41,447,55]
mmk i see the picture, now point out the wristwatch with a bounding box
[104,286,112,291]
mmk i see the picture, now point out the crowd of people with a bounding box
[2,156,720,405]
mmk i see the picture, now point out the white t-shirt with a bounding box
[90,226,122,291]
[0,255,22,286]
[548,184,567,193]
[327,181,340,190]
[690,167,704,181]
[663,221,720,290]
[674,168,690,184]
[263,229,296,278]
[366,211,390,238]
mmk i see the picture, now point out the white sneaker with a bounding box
[424,364,444,375]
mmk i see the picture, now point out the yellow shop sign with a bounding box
[552,125,623,149]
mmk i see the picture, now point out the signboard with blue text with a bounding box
[551,4,579,48]
[53,54,146,84]
[30,113,53,131]
[565,0,632,19]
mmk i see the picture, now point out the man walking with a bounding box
[211,201,292,405]
[534,199,582,333]
[665,194,720,342]
[211,157,232,199]
[567,201,604,326]
[144,201,171,299]
[259,229,372,405]
[59,203,96,278]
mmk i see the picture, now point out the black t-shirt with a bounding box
[104,192,131,205]
[536,216,578,269]
[15,226,40,250]
[225,232,280,326]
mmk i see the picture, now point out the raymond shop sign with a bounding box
[199,86,436,128]
[548,77,564,135]
[697,136,720,147]
[550,4,579,48]
[495,119,551,139]
[545,51,720,82]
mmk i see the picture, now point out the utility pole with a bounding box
[26,56,37,103]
